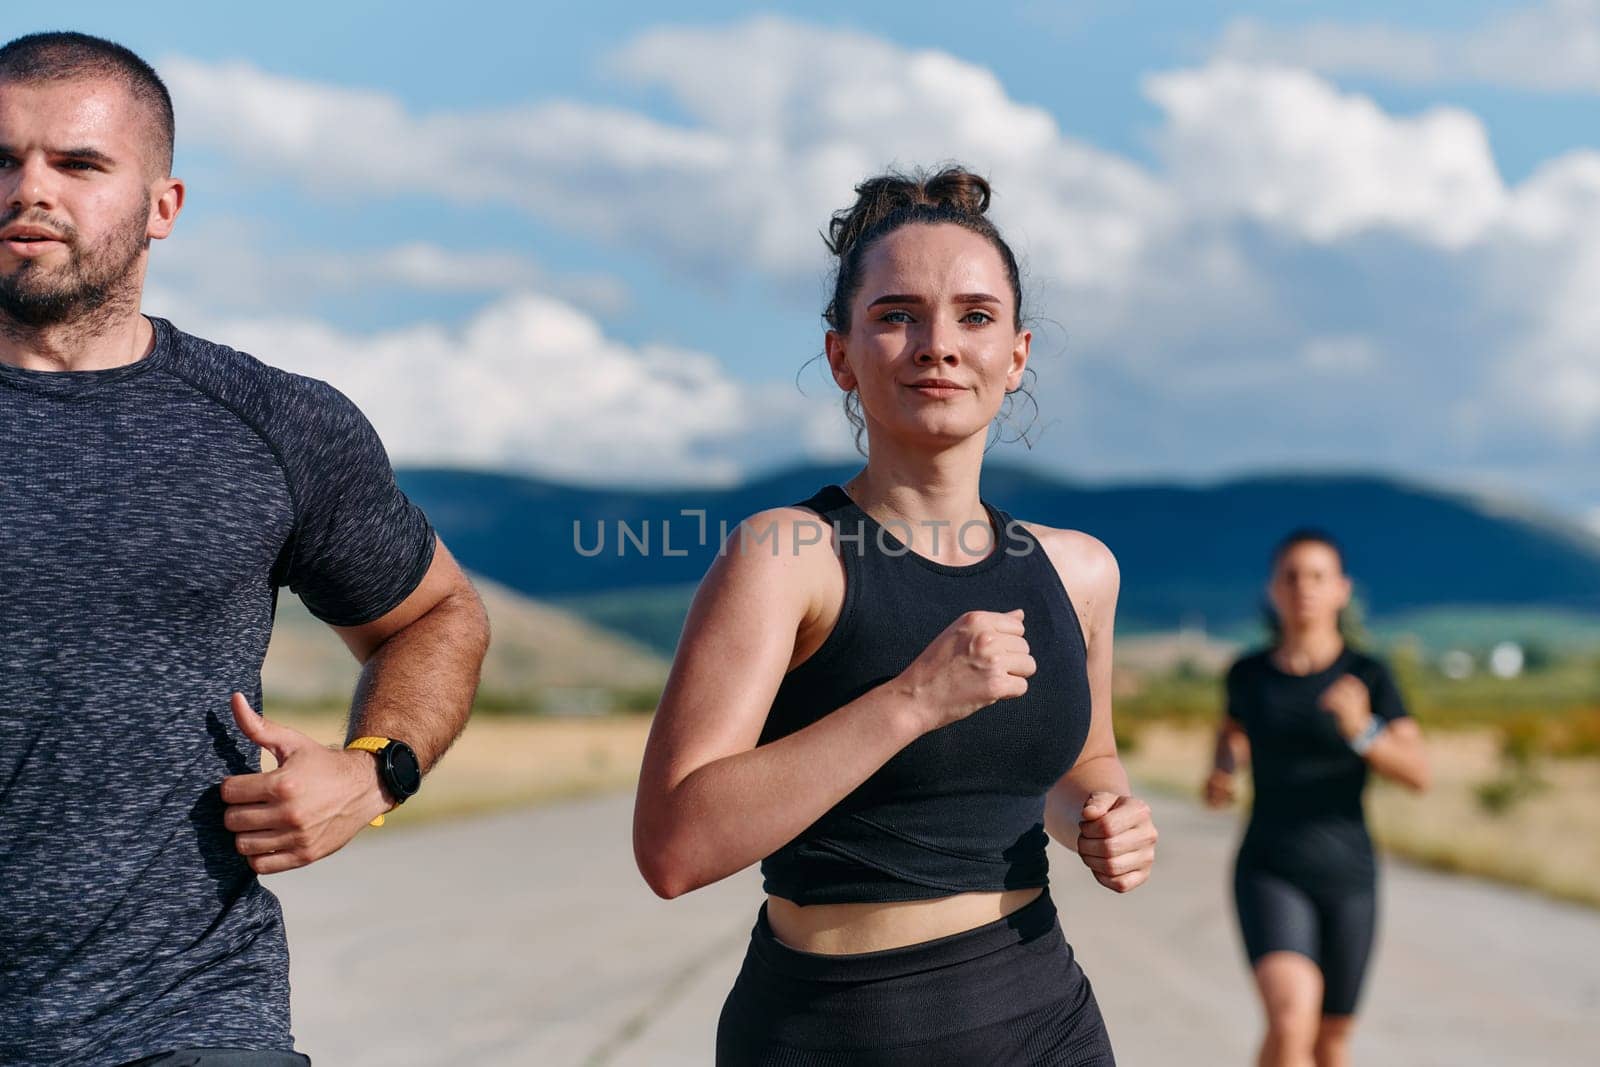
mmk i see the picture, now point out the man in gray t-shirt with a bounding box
[0,33,491,1066]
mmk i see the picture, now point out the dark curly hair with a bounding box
[819,163,1036,455]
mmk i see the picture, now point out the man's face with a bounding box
[0,77,177,328]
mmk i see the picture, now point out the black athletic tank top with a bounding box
[758,484,1093,905]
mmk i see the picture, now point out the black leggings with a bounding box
[716,889,1116,1066]
[1234,862,1377,1016]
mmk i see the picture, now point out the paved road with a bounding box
[275,792,1600,1065]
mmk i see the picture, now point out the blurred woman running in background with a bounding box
[633,164,1155,1065]
[1206,529,1430,1067]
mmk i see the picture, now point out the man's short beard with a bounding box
[0,198,151,333]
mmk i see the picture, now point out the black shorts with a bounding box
[1233,859,1378,1016]
[716,889,1116,1066]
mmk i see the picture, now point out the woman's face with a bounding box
[1268,541,1352,636]
[825,223,1028,449]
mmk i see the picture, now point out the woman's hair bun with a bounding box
[825,165,992,258]
[816,161,1033,454]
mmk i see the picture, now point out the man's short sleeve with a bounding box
[275,380,436,627]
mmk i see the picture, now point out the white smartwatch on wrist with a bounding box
[1348,717,1385,756]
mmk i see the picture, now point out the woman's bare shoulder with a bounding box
[691,504,845,617]
[1016,522,1118,587]
[714,505,846,568]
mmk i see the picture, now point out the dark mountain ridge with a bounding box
[397,463,1600,644]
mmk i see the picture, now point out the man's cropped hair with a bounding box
[0,31,175,174]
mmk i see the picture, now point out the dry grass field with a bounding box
[263,578,669,712]
[265,710,654,825]
[1122,721,1600,908]
[262,708,1600,909]
[258,580,664,822]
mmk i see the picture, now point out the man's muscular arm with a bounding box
[221,538,490,874]
[336,537,490,768]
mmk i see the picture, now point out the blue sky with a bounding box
[13,3,1600,522]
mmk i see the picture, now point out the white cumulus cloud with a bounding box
[154,17,1600,505]
[142,287,827,485]
[1216,1,1600,94]
[1145,63,1506,249]
[150,223,629,317]
[162,21,1168,298]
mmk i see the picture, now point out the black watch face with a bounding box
[385,743,423,798]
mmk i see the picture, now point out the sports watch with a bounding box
[345,736,422,827]
[1347,717,1385,757]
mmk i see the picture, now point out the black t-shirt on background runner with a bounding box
[0,316,436,1065]
[1226,647,1410,891]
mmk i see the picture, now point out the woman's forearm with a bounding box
[637,680,926,898]
[1212,726,1235,774]
[1364,724,1431,791]
[1044,753,1131,850]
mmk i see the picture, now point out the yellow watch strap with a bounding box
[346,737,394,826]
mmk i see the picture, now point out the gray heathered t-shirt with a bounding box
[0,316,437,1065]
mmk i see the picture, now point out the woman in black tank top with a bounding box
[633,165,1157,1066]
[1205,530,1431,1067]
